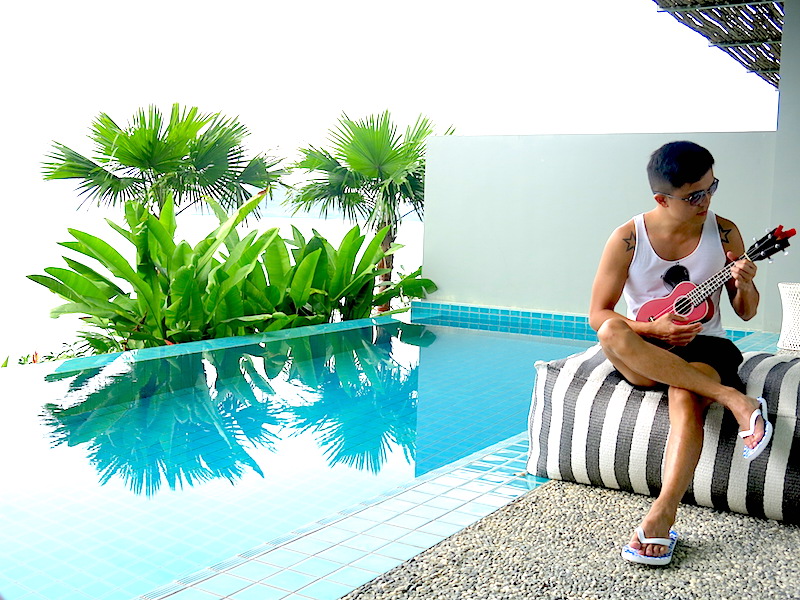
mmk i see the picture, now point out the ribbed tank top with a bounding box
[623,211,727,338]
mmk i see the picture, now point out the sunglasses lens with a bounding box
[688,179,718,205]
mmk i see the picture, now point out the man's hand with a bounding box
[727,251,757,291]
[649,312,702,346]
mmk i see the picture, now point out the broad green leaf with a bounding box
[354,225,389,276]
[288,249,321,308]
[62,257,126,297]
[263,233,292,290]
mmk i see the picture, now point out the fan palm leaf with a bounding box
[290,110,447,294]
[44,103,285,217]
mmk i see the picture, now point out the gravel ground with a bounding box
[343,480,800,600]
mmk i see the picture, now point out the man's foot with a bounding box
[628,508,675,557]
[737,396,767,450]
[739,397,774,462]
[725,392,766,450]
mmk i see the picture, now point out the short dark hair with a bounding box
[647,141,714,193]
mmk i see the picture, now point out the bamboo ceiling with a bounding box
[651,1,784,87]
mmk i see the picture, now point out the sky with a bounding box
[0,0,780,360]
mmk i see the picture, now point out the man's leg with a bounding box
[629,364,716,557]
[597,318,764,448]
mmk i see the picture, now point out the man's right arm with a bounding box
[589,221,639,332]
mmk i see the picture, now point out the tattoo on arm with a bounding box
[718,222,733,245]
[623,229,636,252]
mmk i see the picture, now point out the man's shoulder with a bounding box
[714,213,741,246]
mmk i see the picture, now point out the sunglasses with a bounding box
[659,178,719,206]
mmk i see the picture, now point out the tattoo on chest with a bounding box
[718,222,732,244]
[623,229,636,252]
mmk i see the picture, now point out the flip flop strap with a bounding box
[739,407,762,438]
[635,526,672,548]
[739,397,768,439]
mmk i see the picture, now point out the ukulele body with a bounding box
[635,281,715,324]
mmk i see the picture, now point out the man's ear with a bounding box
[653,193,669,207]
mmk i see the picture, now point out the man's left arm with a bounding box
[719,217,760,321]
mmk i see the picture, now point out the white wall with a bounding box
[766,0,800,331]
[422,131,782,332]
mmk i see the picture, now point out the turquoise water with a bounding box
[0,319,591,600]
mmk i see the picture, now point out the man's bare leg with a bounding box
[629,365,716,557]
[597,318,765,449]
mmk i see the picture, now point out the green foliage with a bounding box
[28,193,437,352]
[43,103,285,217]
[290,111,452,295]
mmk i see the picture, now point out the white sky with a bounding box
[0,0,780,359]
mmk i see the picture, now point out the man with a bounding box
[588,141,773,566]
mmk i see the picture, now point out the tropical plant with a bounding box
[43,103,284,217]
[28,191,437,351]
[290,110,450,302]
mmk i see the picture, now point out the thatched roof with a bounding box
[651,1,784,88]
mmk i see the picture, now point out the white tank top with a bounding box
[623,211,727,338]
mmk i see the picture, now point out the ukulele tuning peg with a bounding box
[785,250,790,256]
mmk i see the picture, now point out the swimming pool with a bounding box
[0,317,593,600]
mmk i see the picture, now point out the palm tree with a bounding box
[290,111,449,306]
[43,103,284,217]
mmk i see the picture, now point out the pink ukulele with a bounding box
[636,225,796,324]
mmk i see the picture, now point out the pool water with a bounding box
[0,319,592,600]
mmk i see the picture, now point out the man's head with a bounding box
[647,141,715,194]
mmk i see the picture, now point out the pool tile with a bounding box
[261,570,317,592]
[416,520,465,538]
[404,504,450,520]
[395,531,444,549]
[257,549,309,569]
[163,588,221,599]
[373,541,423,561]
[334,517,377,534]
[351,554,403,573]
[316,545,368,564]
[363,523,410,541]
[297,579,354,600]
[282,537,335,556]
[326,565,380,587]
[385,513,431,529]
[194,573,252,596]
[437,510,483,527]
[228,583,291,600]
[226,560,281,582]
[340,533,389,553]
[305,527,355,545]
[291,557,342,578]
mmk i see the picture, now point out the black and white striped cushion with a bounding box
[526,346,800,524]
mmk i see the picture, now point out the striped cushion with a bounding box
[526,345,800,524]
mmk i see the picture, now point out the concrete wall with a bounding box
[422,131,783,332]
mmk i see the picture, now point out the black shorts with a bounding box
[649,334,744,391]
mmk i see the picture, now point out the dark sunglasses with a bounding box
[659,178,719,206]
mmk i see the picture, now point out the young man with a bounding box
[589,141,773,565]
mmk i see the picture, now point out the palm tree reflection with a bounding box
[42,323,434,495]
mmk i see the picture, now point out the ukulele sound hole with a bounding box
[674,297,693,316]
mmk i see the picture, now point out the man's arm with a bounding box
[589,221,702,345]
[718,216,759,321]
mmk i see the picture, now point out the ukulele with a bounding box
[636,225,796,324]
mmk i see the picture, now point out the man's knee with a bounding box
[597,317,634,349]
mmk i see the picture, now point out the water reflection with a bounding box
[41,323,435,495]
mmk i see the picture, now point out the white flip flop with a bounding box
[740,397,774,462]
[621,526,678,566]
